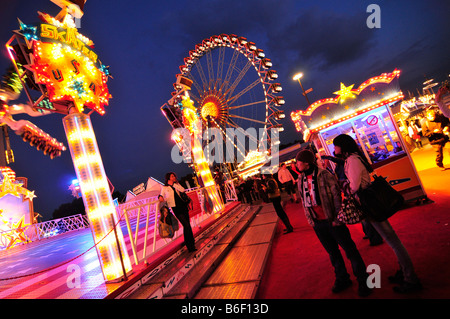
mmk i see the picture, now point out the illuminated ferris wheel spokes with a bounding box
[181,34,284,135]
[191,53,267,129]
[199,70,264,160]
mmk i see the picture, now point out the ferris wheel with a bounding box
[163,34,285,169]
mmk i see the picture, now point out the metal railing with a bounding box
[0,182,237,258]
[121,199,159,265]
[117,185,229,266]
[0,214,90,250]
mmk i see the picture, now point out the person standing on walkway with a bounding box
[407,120,423,150]
[422,109,450,170]
[278,163,298,203]
[436,82,450,118]
[333,134,422,293]
[295,149,372,297]
[264,174,293,234]
[321,153,383,246]
[161,172,196,252]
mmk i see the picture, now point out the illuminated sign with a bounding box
[291,69,403,134]
[366,115,379,126]
[19,13,111,115]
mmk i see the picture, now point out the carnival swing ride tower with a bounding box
[3,0,132,282]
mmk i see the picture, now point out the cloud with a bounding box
[155,0,295,49]
[266,6,377,71]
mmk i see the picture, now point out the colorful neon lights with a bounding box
[19,12,111,115]
[181,95,223,213]
[294,69,401,117]
[291,69,402,134]
[0,168,36,249]
[63,113,132,282]
[309,92,404,133]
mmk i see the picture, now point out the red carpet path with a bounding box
[257,146,450,299]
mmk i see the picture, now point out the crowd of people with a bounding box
[154,85,450,298]
[403,87,450,171]
[233,133,424,297]
[234,163,300,206]
[255,134,422,297]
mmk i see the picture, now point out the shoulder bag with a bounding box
[356,174,405,222]
[336,183,365,225]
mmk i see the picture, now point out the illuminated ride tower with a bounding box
[162,77,223,214]
[4,1,131,282]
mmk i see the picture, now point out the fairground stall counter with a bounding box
[291,69,427,202]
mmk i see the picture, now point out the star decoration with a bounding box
[333,82,358,104]
[4,216,29,249]
[0,213,30,249]
[18,20,38,42]
[0,174,21,199]
[0,171,38,202]
[99,64,111,77]
[370,87,376,92]
[24,190,37,201]
[69,77,88,98]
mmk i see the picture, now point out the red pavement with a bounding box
[257,145,450,299]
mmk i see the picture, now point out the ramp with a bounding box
[193,204,278,299]
[121,204,261,299]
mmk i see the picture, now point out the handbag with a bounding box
[180,191,193,211]
[336,184,365,225]
[356,175,405,222]
[159,221,174,238]
[170,213,180,231]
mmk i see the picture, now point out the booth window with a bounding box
[320,106,405,165]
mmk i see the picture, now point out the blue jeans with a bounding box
[369,219,419,284]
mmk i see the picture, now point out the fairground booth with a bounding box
[291,69,427,202]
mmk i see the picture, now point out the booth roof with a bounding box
[291,69,402,132]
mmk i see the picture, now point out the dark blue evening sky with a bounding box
[0,0,449,220]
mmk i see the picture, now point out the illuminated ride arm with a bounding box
[0,113,66,158]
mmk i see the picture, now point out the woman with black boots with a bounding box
[160,172,197,252]
[264,174,294,234]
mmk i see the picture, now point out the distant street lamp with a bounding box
[293,72,312,107]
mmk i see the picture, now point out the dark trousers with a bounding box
[270,196,293,230]
[172,205,196,251]
[313,220,367,283]
[432,142,449,167]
